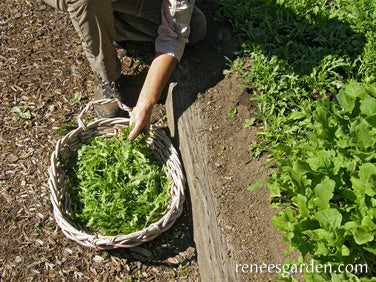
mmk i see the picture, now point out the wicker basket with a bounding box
[48,99,186,249]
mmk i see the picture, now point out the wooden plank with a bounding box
[163,12,240,278]
[166,68,239,282]
[180,104,239,281]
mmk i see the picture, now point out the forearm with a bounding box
[128,53,177,140]
[137,52,177,109]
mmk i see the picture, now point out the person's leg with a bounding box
[44,0,207,77]
[187,6,207,46]
[68,0,120,82]
[44,0,123,117]
[112,0,206,46]
[44,0,121,82]
[112,0,161,42]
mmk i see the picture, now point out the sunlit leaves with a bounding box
[259,82,376,279]
[63,127,171,236]
[218,0,376,278]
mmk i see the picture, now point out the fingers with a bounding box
[128,122,143,141]
[128,107,151,141]
[128,113,138,141]
[129,121,150,141]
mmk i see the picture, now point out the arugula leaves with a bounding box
[63,127,171,236]
[217,0,376,279]
[264,82,376,280]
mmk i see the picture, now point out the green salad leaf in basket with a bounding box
[63,126,172,236]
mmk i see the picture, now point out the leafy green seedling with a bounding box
[245,118,256,128]
[221,176,232,180]
[70,91,82,107]
[223,69,232,76]
[57,121,78,136]
[176,262,190,277]
[11,106,31,121]
[229,108,238,117]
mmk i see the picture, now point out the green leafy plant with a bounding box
[251,82,376,280]
[229,108,238,117]
[244,118,256,128]
[11,106,31,121]
[221,176,232,180]
[219,0,375,155]
[70,91,82,107]
[57,121,78,136]
[217,0,376,280]
[176,262,190,277]
[63,126,171,236]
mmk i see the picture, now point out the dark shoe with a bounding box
[93,73,127,118]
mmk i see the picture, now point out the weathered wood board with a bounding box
[166,68,239,282]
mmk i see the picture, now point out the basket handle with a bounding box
[77,98,132,130]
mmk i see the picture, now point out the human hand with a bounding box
[128,103,153,141]
[128,53,177,141]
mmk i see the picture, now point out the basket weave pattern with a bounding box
[48,100,185,249]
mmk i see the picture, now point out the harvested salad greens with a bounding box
[63,126,171,236]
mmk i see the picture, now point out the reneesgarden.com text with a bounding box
[236,261,368,278]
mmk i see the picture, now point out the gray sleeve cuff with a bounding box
[155,0,195,61]
[155,36,186,61]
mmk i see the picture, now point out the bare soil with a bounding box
[1,0,296,281]
[194,73,299,281]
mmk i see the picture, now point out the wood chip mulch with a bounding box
[0,1,199,280]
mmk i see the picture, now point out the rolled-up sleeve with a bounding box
[155,0,195,61]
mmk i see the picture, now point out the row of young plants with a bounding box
[217,0,376,280]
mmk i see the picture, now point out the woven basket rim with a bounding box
[48,114,185,249]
